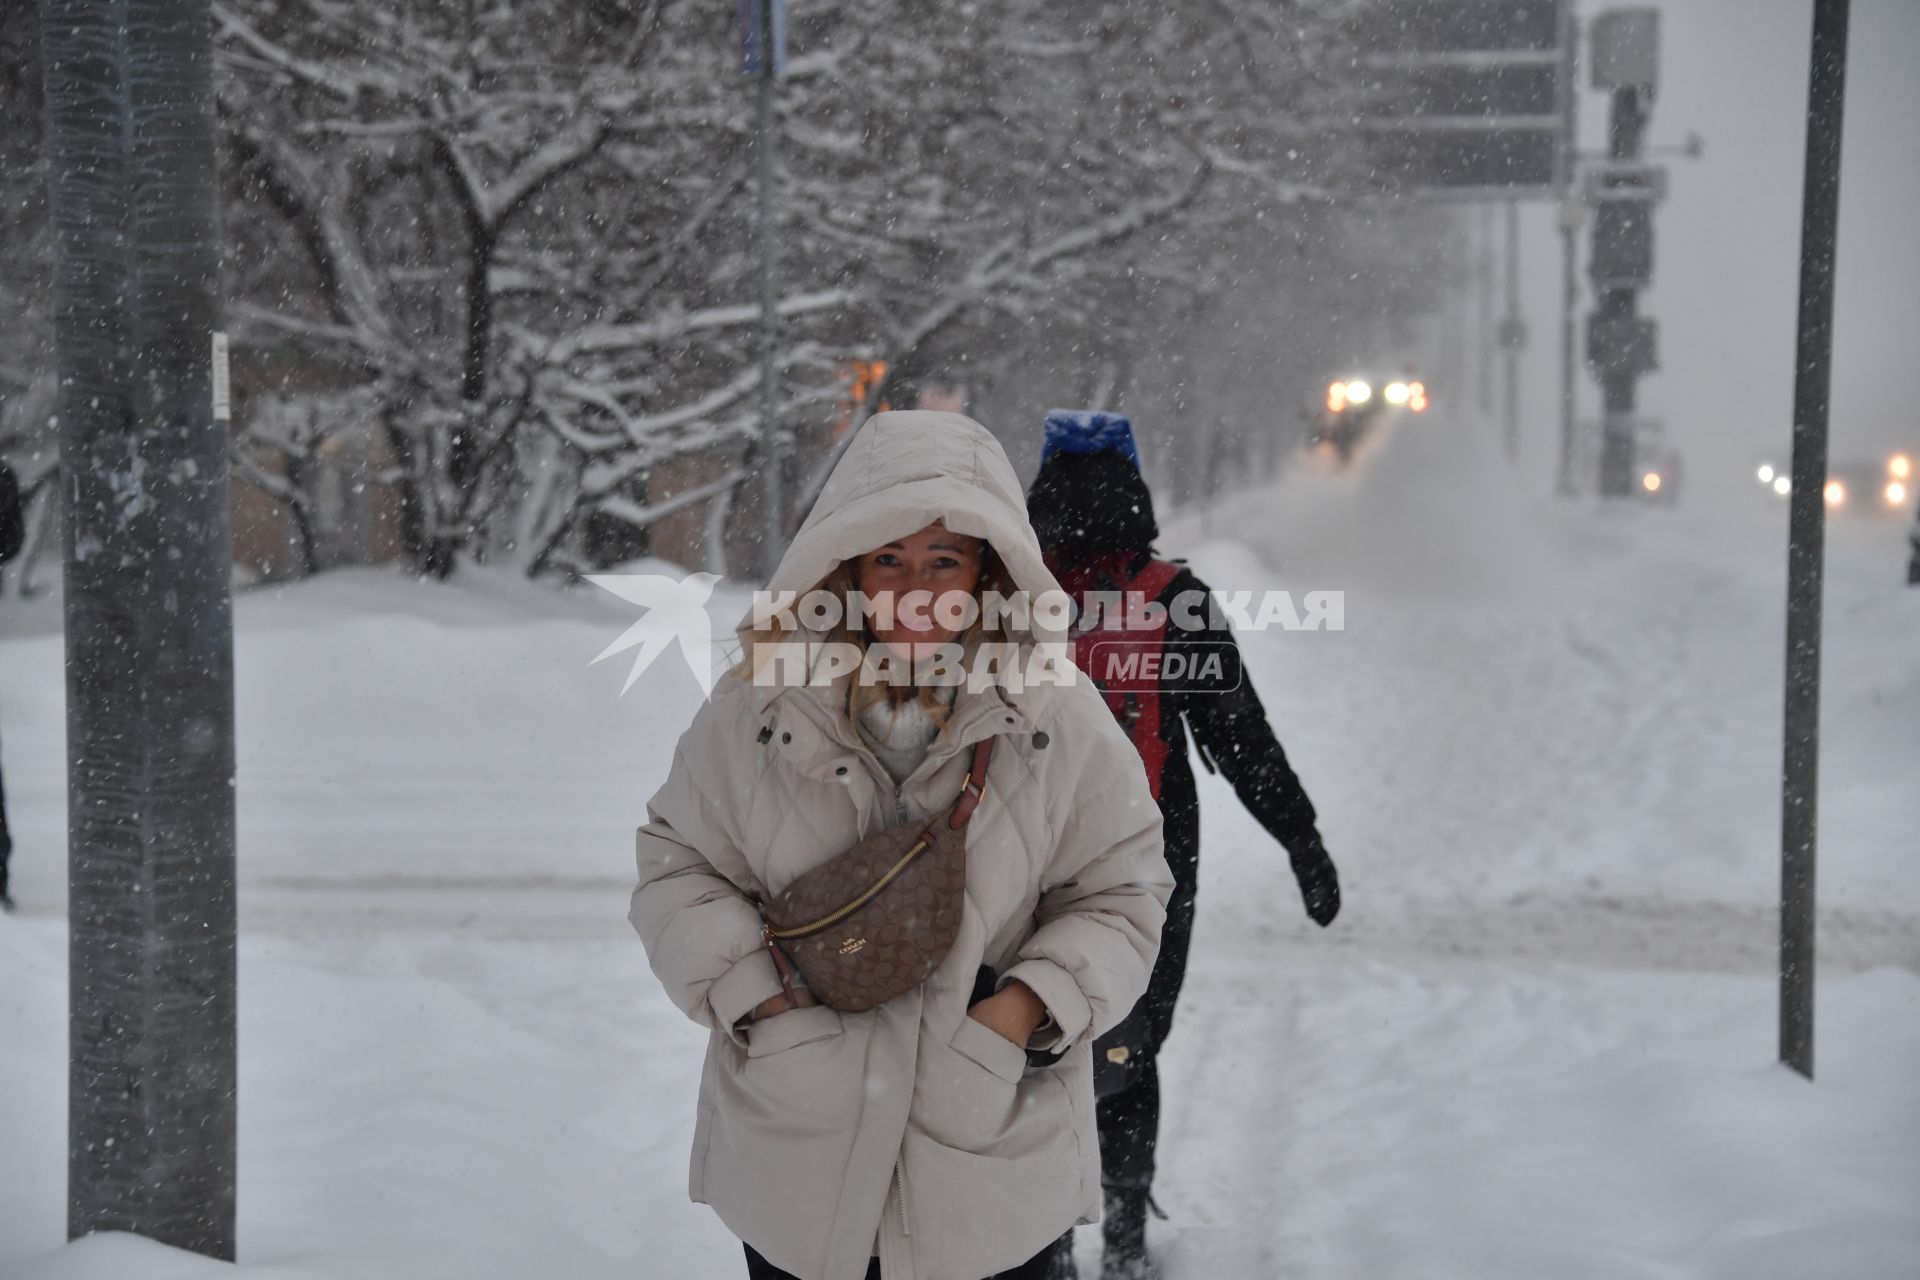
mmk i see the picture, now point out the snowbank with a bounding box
[2,416,1914,1278]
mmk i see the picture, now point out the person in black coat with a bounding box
[0,459,22,911]
[1026,420,1338,1280]
[1907,494,1919,586]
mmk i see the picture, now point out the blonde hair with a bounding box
[733,546,1013,732]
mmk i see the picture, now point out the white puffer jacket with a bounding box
[630,411,1171,1280]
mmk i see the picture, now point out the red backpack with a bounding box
[1052,553,1184,799]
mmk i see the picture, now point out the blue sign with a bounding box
[739,0,788,77]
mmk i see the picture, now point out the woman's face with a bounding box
[853,522,985,651]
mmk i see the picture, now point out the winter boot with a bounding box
[1099,1186,1159,1280]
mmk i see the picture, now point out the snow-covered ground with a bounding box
[2,416,1916,1279]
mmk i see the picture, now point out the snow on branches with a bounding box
[0,0,1453,581]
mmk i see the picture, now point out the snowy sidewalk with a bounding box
[3,423,1916,1279]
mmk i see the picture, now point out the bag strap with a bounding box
[763,928,807,1004]
[947,737,994,830]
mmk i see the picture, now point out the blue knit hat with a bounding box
[1039,409,1141,471]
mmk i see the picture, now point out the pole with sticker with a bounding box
[41,0,238,1253]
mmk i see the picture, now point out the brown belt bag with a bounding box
[760,738,994,1012]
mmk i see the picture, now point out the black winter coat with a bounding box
[0,463,23,564]
[1092,563,1333,1087]
[1027,445,1338,1090]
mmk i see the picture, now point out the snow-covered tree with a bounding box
[2,0,1456,582]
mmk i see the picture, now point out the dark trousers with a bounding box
[1095,1055,1161,1196]
[744,1234,1072,1280]
[1087,749,1198,1268]
[1093,750,1198,1201]
[0,722,11,902]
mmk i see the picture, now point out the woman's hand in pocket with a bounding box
[966,980,1047,1047]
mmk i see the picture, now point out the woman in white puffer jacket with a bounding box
[630,411,1172,1280]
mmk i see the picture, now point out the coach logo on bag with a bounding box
[839,937,868,956]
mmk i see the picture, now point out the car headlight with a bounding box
[1642,472,1663,493]
[1345,380,1372,404]
[1824,479,1847,507]
[1887,481,1908,507]
[1890,454,1912,481]
[1773,476,1792,496]
[1758,464,1776,484]
[1384,381,1410,405]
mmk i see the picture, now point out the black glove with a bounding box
[1289,842,1341,927]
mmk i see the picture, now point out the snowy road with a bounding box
[2,414,1916,1279]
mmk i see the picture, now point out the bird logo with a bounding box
[586,572,723,696]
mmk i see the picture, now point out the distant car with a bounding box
[1308,374,1429,463]
[1751,450,1913,517]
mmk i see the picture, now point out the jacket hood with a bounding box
[743,410,1067,642]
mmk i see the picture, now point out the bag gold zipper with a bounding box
[766,749,990,942]
[765,834,932,940]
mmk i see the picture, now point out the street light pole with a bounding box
[752,0,784,580]
[1557,3,1583,496]
[1780,0,1851,1083]
[40,0,236,1255]
[1478,202,1494,422]
[1501,199,1522,461]
[1558,201,1581,494]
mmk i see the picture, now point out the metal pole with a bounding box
[755,4,782,580]
[1198,413,1218,538]
[1478,203,1495,421]
[1557,5,1581,496]
[1502,199,1521,460]
[41,0,236,1254]
[1780,0,1850,1083]
[1438,267,1464,411]
[1558,215,1579,493]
